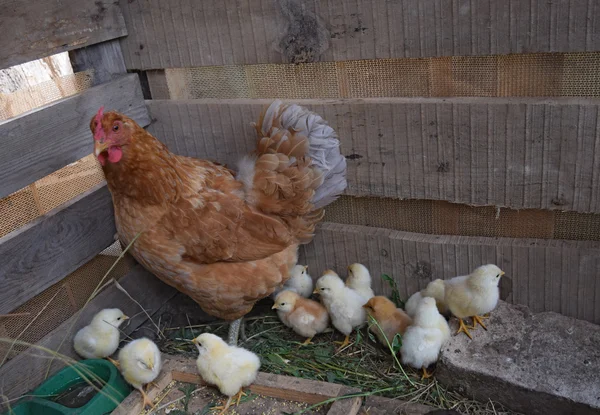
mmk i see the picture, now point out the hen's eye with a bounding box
[113,124,119,131]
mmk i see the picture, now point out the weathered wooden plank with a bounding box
[146,97,600,213]
[298,222,600,325]
[0,74,150,200]
[0,264,178,401]
[0,0,127,69]
[119,0,600,70]
[0,184,115,315]
[69,40,127,86]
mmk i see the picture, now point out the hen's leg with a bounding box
[228,318,243,345]
[239,318,247,342]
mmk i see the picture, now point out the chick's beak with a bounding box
[192,338,198,345]
[271,304,278,309]
[122,315,129,320]
[500,271,506,276]
[313,288,319,294]
[94,140,109,157]
[304,266,308,271]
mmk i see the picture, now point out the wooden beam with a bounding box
[298,222,600,325]
[0,0,127,70]
[119,0,600,70]
[0,74,150,200]
[146,97,600,214]
[69,40,127,86]
[0,264,178,401]
[0,184,115,315]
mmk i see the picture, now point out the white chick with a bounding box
[193,333,261,415]
[400,297,450,379]
[73,308,128,365]
[272,264,313,299]
[272,290,329,345]
[405,279,448,318]
[445,264,504,339]
[118,337,162,409]
[346,263,375,300]
[314,270,367,350]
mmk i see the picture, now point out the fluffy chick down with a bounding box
[444,264,503,319]
[345,263,375,301]
[400,297,450,372]
[363,296,412,346]
[405,279,448,318]
[315,270,367,337]
[272,290,329,343]
[73,308,128,359]
[118,337,162,408]
[272,264,314,299]
[193,333,261,398]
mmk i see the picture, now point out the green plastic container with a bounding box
[4,359,130,415]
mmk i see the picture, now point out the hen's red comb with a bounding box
[94,106,105,141]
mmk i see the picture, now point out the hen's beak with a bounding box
[94,140,109,157]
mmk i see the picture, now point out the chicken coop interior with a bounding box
[1,1,600,414]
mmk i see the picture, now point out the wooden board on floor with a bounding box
[0,264,178,401]
[146,97,600,214]
[298,222,600,325]
[112,356,430,415]
[0,74,150,200]
[119,0,600,70]
[0,0,127,69]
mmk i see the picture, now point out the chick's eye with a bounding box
[112,124,119,131]
[320,288,325,291]
[280,303,285,306]
[117,317,121,320]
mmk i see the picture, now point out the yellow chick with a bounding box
[272,264,313,299]
[405,279,448,318]
[444,264,504,339]
[118,337,162,409]
[73,308,128,365]
[193,333,261,415]
[363,296,412,347]
[272,290,329,345]
[346,263,375,300]
[314,270,367,350]
[400,297,450,379]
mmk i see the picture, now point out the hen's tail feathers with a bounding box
[252,100,347,210]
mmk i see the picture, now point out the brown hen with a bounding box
[91,101,346,343]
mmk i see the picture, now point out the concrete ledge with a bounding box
[437,301,600,415]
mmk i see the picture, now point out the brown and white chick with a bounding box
[363,296,412,347]
[345,263,375,300]
[193,333,260,415]
[400,297,450,379]
[314,270,367,350]
[405,279,448,318]
[272,264,313,299]
[118,338,162,409]
[73,308,128,366]
[444,264,504,339]
[272,290,329,345]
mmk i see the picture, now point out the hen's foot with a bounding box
[455,318,473,339]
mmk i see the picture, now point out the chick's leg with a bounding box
[301,336,314,346]
[106,357,120,369]
[421,366,433,380]
[227,318,243,346]
[139,387,154,409]
[334,335,351,351]
[213,396,233,415]
[470,315,489,330]
[455,318,473,340]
